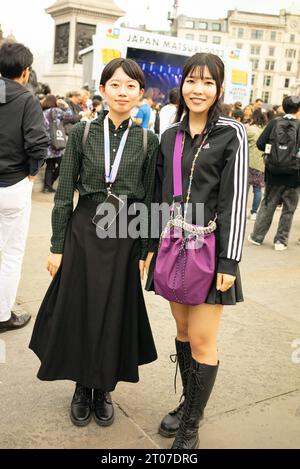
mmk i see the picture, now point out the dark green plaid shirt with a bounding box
[51,112,159,259]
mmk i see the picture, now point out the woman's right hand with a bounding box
[47,253,62,278]
[145,252,154,276]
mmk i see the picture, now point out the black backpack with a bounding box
[265,117,300,175]
[48,109,67,150]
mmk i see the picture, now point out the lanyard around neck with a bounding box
[104,115,132,186]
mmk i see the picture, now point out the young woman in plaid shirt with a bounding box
[30,59,159,428]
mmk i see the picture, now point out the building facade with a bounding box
[176,8,300,105]
[45,0,125,95]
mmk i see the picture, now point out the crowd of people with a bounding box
[219,97,300,251]
[38,78,300,236]
[0,40,299,450]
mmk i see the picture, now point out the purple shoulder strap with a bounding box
[173,131,184,198]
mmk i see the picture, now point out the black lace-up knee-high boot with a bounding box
[159,339,191,438]
[171,358,219,449]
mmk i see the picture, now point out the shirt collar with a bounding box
[178,114,190,135]
[99,110,131,131]
[178,113,204,142]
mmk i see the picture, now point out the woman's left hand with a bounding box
[139,252,154,281]
[216,273,236,292]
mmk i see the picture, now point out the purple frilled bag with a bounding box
[154,131,216,305]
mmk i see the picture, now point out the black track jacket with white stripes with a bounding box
[153,114,249,277]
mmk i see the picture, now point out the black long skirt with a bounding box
[145,245,244,305]
[29,197,157,391]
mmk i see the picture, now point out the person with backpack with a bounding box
[42,94,72,193]
[248,95,300,251]
[29,58,158,428]
[0,42,48,332]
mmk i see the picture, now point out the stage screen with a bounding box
[126,47,186,103]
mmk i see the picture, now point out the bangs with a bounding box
[121,61,145,89]
[186,59,222,84]
[188,65,208,79]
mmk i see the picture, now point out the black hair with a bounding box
[232,109,244,121]
[169,87,180,105]
[251,109,267,127]
[0,42,33,79]
[175,53,224,131]
[92,94,103,102]
[282,95,300,114]
[42,94,57,110]
[67,91,81,98]
[100,58,145,89]
[266,109,275,121]
[92,98,102,108]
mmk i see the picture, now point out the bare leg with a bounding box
[170,301,189,342]
[188,304,223,365]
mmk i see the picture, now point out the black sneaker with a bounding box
[93,390,114,426]
[0,312,31,333]
[70,384,93,427]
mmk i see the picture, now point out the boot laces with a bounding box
[172,369,205,448]
[190,368,205,391]
[94,390,112,405]
[169,353,180,394]
[173,419,196,448]
[76,384,90,398]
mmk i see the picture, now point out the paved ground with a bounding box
[0,192,299,449]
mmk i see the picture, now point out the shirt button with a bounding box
[120,125,123,128]
[114,133,117,137]
[113,149,116,152]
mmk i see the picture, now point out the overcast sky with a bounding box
[1,0,300,55]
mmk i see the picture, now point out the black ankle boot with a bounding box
[93,390,114,426]
[171,358,219,449]
[159,339,191,438]
[70,383,92,426]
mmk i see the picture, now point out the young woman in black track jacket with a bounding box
[145,53,249,449]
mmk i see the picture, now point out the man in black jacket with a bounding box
[0,42,48,332]
[248,96,300,251]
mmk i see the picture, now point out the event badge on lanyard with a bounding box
[92,115,131,231]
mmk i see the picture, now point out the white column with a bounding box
[69,15,77,66]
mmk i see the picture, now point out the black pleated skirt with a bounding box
[29,197,157,391]
[145,247,244,305]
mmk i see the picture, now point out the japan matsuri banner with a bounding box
[92,24,251,106]
[223,49,252,107]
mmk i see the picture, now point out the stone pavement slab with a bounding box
[0,194,299,449]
